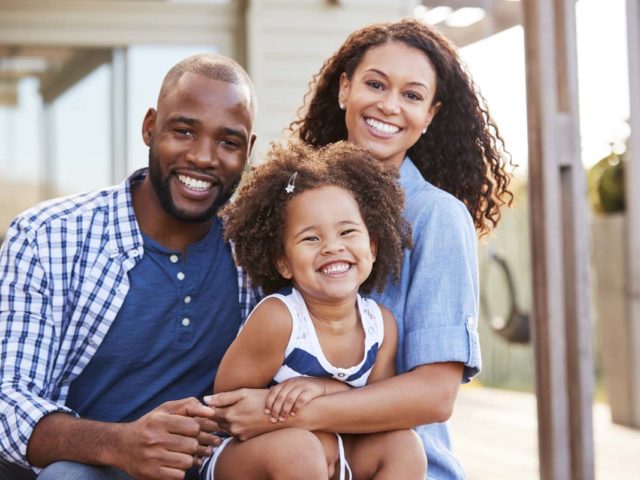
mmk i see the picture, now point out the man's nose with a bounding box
[187,138,216,167]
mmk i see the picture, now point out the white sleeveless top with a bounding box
[255,287,385,388]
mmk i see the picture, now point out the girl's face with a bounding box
[338,41,441,169]
[276,186,376,304]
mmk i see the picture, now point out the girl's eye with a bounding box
[341,229,356,236]
[302,236,319,242]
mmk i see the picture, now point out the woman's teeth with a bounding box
[366,118,400,134]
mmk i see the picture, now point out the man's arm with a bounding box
[27,399,219,480]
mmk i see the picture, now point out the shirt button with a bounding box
[131,249,140,257]
[466,315,474,328]
[170,254,179,263]
[337,372,345,378]
[184,296,192,304]
[181,317,191,327]
[177,272,185,281]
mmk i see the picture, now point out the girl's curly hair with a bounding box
[221,141,412,295]
[289,18,514,236]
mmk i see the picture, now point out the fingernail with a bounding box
[270,417,277,423]
[279,417,286,422]
[264,408,270,414]
[203,395,213,404]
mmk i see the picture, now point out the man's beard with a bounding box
[148,148,240,224]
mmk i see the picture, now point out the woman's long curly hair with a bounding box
[290,18,513,235]
[221,141,412,295]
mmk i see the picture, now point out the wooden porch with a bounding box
[450,386,640,479]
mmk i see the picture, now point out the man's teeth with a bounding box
[177,174,212,191]
[366,118,400,134]
[321,263,350,275]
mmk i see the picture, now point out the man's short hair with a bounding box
[159,53,257,117]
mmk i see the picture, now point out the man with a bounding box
[0,53,257,480]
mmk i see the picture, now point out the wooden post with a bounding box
[521,0,595,478]
[110,48,127,184]
[626,0,640,428]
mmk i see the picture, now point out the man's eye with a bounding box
[219,139,241,148]
[175,128,194,137]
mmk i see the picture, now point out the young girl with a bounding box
[202,141,424,479]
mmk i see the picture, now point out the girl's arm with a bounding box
[214,298,292,393]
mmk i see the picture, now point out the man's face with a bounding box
[142,73,255,223]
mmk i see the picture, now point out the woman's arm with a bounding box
[209,362,462,440]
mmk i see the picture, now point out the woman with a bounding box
[209,18,512,479]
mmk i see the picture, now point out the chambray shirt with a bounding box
[370,157,481,480]
[0,169,257,468]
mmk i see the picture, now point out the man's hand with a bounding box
[113,397,221,480]
[265,378,330,422]
[205,389,279,441]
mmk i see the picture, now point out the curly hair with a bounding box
[221,141,412,295]
[289,18,513,236]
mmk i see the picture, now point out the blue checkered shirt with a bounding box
[0,168,258,467]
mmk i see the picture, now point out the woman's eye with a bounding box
[366,80,384,90]
[404,92,423,101]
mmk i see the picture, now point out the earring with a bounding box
[339,100,345,110]
[422,127,428,134]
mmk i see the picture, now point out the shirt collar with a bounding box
[398,156,425,199]
[107,168,147,257]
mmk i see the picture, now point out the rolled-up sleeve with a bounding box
[403,194,481,383]
[0,219,74,467]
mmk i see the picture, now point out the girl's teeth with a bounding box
[322,263,350,274]
[177,174,212,191]
[366,118,400,134]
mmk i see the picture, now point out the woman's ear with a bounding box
[370,240,378,262]
[275,256,293,279]
[338,72,352,109]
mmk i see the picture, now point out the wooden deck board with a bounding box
[449,386,640,479]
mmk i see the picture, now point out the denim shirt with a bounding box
[370,157,481,479]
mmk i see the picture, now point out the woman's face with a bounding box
[339,41,441,169]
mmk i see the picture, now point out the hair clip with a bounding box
[285,172,298,194]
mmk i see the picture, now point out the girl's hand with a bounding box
[265,378,350,422]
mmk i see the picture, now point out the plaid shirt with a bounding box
[0,169,257,467]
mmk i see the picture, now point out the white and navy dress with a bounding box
[203,287,386,480]
[270,287,385,388]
